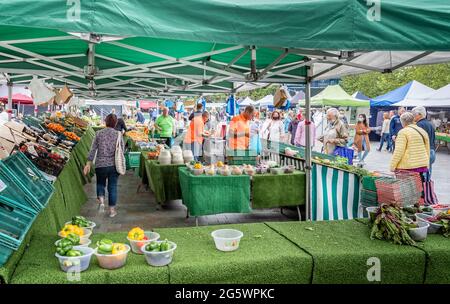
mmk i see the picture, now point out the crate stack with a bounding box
[226,148,257,165]
[203,138,226,165]
[0,152,54,266]
[360,176,379,207]
[375,172,423,206]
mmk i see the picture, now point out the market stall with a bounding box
[0,122,95,283]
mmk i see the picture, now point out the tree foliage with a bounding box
[340,63,450,98]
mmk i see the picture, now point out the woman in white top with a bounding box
[377,112,391,151]
[261,110,285,143]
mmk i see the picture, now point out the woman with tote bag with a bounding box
[84,114,125,218]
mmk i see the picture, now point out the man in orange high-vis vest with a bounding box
[183,111,210,160]
[228,106,255,151]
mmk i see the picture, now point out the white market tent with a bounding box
[396,84,450,108]
[238,96,255,107]
[205,102,226,108]
[255,94,274,107]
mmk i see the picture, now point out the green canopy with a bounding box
[1,0,449,51]
[309,85,370,107]
[0,1,449,99]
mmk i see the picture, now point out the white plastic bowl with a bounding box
[58,227,92,242]
[141,241,177,267]
[366,206,378,222]
[431,204,450,216]
[415,213,443,234]
[270,167,283,175]
[55,246,94,273]
[55,238,92,248]
[408,221,430,242]
[127,231,160,254]
[94,244,130,270]
[192,168,204,176]
[65,221,96,230]
[211,229,243,252]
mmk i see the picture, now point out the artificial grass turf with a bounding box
[265,220,427,284]
[154,223,313,284]
[354,218,450,284]
[11,232,169,284]
[0,129,95,283]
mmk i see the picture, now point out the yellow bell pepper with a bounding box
[111,243,127,254]
[59,224,84,237]
[128,227,145,240]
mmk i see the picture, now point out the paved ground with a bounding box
[81,171,300,233]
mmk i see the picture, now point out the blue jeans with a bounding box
[95,166,119,207]
[378,133,390,150]
[358,138,369,162]
[429,149,436,177]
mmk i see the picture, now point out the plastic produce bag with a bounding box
[28,76,55,106]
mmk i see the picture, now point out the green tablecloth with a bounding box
[267,220,427,284]
[146,160,185,204]
[10,224,312,284]
[0,127,95,283]
[436,133,450,143]
[139,151,148,179]
[251,171,306,208]
[10,232,168,284]
[8,220,450,284]
[179,167,251,217]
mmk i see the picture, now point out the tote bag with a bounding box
[115,132,126,175]
[423,172,438,205]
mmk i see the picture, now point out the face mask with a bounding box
[273,116,279,120]
[358,117,364,122]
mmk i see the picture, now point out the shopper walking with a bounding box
[354,114,371,166]
[261,110,285,143]
[377,112,390,151]
[287,112,301,146]
[84,114,124,218]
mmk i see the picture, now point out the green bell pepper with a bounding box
[72,215,89,227]
[146,241,160,252]
[66,250,82,257]
[160,240,171,252]
[96,239,114,254]
[66,233,80,245]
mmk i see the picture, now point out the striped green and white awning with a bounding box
[311,163,362,221]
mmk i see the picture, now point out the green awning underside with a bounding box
[0,1,449,99]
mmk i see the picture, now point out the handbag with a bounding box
[333,146,354,165]
[60,85,73,104]
[115,131,126,175]
[422,172,438,205]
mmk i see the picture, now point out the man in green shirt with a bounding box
[155,107,175,147]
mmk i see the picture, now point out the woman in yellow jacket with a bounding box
[390,112,430,174]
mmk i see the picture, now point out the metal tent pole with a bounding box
[7,81,13,120]
[304,63,313,221]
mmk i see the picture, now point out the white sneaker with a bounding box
[109,208,117,218]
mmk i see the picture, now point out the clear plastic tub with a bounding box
[55,246,94,273]
[65,221,96,230]
[431,204,450,216]
[55,238,92,248]
[141,241,177,267]
[58,227,92,242]
[127,231,160,254]
[415,213,443,234]
[366,206,378,222]
[408,221,430,241]
[94,244,130,270]
[211,229,243,252]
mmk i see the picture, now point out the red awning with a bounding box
[0,93,34,105]
[139,100,158,110]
